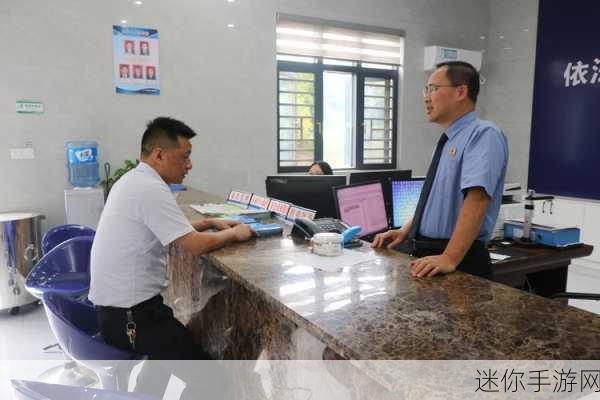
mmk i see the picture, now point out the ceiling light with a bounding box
[227,0,235,2]
[499,35,505,39]
[121,20,128,24]
[479,35,486,40]
[227,23,235,28]
[134,1,142,5]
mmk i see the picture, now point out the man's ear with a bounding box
[154,148,165,162]
[146,147,163,164]
[455,85,469,101]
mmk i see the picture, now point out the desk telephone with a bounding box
[291,218,362,248]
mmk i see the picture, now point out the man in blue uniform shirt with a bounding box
[373,61,508,279]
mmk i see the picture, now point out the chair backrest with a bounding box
[42,291,144,361]
[11,379,158,400]
[42,224,95,255]
[26,236,94,298]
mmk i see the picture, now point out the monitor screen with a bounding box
[333,182,388,237]
[349,170,412,221]
[265,175,347,218]
[391,178,425,228]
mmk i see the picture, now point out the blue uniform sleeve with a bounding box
[461,125,508,198]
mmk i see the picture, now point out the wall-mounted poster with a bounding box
[113,25,160,95]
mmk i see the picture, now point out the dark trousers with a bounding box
[97,295,210,360]
[412,237,492,279]
[97,296,229,400]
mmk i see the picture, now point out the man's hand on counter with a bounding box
[372,228,408,249]
[192,218,239,231]
[229,224,255,242]
[209,218,240,231]
[410,254,457,278]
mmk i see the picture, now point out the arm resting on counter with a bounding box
[411,186,490,277]
[175,224,254,257]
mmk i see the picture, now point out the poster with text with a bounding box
[113,25,160,95]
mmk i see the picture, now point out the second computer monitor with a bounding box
[391,178,425,228]
[349,170,412,219]
[265,175,347,218]
[333,181,389,238]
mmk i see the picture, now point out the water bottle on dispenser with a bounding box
[66,140,100,187]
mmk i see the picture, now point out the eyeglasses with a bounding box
[422,83,459,96]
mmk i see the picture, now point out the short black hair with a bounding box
[309,161,333,175]
[141,117,197,156]
[436,61,480,103]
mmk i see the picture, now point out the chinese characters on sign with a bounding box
[476,368,600,394]
[564,59,600,87]
[228,191,252,206]
[249,194,271,210]
[268,200,291,218]
[287,206,317,221]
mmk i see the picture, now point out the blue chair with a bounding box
[11,380,158,400]
[42,224,95,255]
[25,236,94,300]
[42,292,146,391]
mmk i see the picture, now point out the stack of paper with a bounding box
[286,249,379,273]
[190,203,270,217]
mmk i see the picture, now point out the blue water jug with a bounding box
[66,141,100,187]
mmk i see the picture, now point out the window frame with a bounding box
[356,67,399,170]
[277,57,399,173]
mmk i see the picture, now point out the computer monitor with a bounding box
[391,178,425,228]
[333,181,389,238]
[265,175,347,218]
[348,170,412,222]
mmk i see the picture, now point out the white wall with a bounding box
[480,0,539,187]
[0,0,492,229]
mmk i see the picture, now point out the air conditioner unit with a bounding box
[424,46,482,71]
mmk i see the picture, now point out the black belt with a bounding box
[413,237,450,252]
[411,237,487,253]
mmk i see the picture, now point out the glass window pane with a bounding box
[364,85,386,97]
[364,108,386,119]
[279,70,316,169]
[363,76,394,165]
[279,117,300,128]
[279,105,314,117]
[301,118,314,140]
[364,96,385,108]
[323,71,355,169]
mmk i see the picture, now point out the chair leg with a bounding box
[36,360,98,387]
[95,361,140,392]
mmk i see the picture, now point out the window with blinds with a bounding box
[276,16,403,172]
[276,19,404,65]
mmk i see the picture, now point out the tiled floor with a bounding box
[0,302,62,361]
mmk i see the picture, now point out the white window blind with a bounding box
[276,19,404,66]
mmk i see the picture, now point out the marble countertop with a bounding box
[176,190,600,360]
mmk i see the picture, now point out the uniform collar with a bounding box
[446,111,477,140]
[138,161,166,184]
